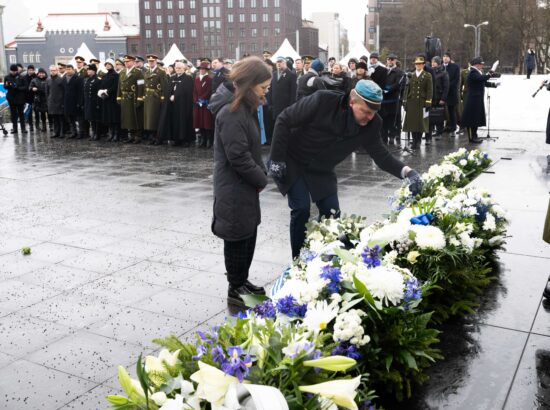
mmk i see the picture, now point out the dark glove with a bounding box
[267,159,287,183]
[405,169,423,196]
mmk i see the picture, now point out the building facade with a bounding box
[365,0,402,52]
[298,19,319,57]
[139,0,302,61]
[5,13,140,66]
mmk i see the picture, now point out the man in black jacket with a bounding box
[270,56,297,142]
[269,80,422,258]
[430,56,449,139]
[4,64,28,134]
[368,52,387,89]
[442,52,460,136]
[380,53,404,144]
[63,65,84,139]
[211,57,228,93]
[297,58,326,100]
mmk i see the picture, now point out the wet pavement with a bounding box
[0,75,549,409]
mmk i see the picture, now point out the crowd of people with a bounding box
[3,48,501,151]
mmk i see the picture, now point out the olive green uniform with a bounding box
[143,66,169,131]
[403,70,433,133]
[117,67,144,134]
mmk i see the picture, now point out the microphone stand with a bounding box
[480,78,499,141]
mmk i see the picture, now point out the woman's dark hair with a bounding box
[229,56,272,113]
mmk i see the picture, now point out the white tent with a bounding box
[69,42,96,67]
[270,38,301,62]
[163,43,189,66]
[339,43,370,65]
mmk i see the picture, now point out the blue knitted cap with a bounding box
[354,79,383,109]
[311,59,324,72]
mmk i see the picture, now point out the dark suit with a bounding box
[63,75,84,137]
[212,67,229,93]
[270,90,406,257]
[270,67,297,120]
[380,66,404,142]
[443,62,460,131]
[461,67,495,139]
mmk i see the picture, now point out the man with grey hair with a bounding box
[168,61,194,146]
[46,64,65,138]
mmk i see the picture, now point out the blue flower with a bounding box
[475,203,490,222]
[221,346,252,382]
[331,342,362,360]
[320,266,342,294]
[362,245,381,268]
[211,345,226,366]
[300,248,317,263]
[404,277,422,304]
[192,344,207,360]
[276,295,307,317]
[252,300,277,319]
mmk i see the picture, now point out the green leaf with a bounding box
[241,294,269,308]
[106,395,130,405]
[136,354,150,409]
[334,247,357,264]
[353,274,375,307]
[385,355,393,372]
[400,350,418,371]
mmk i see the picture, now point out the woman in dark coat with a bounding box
[29,68,48,131]
[525,48,536,79]
[83,64,102,140]
[193,62,214,148]
[208,56,271,307]
[460,57,498,143]
[99,60,121,142]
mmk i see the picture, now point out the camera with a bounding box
[489,71,501,78]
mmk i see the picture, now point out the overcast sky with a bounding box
[2,0,367,45]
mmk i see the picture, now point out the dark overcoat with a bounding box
[46,75,65,115]
[381,67,404,116]
[443,62,460,106]
[63,75,84,116]
[296,70,325,101]
[83,75,101,121]
[193,74,214,129]
[525,50,536,71]
[209,84,268,241]
[460,68,492,128]
[403,70,433,133]
[271,68,297,116]
[100,69,120,125]
[168,73,195,143]
[432,66,449,104]
[29,77,48,112]
[270,90,405,201]
[4,73,27,106]
[212,67,229,93]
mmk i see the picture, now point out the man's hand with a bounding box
[405,169,423,196]
[267,160,287,183]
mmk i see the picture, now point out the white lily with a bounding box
[145,349,180,373]
[299,376,361,410]
[190,361,240,406]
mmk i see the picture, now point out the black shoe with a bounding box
[244,280,266,295]
[10,129,17,134]
[388,137,395,145]
[470,137,483,144]
[149,139,158,145]
[544,276,550,299]
[51,134,60,138]
[68,134,77,139]
[21,128,28,134]
[425,138,432,145]
[132,139,141,144]
[123,138,133,144]
[227,285,252,307]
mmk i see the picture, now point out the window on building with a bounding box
[179,28,186,37]
[145,29,152,38]
[190,14,196,23]
[155,0,162,9]
[156,15,162,23]
[251,13,256,22]
[262,13,268,22]
[190,0,196,8]
[263,27,269,36]
[157,29,163,38]
[192,43,197,52]
[29,52,34,63]
[203,6,208,17]
[178,0,184,8]
[251,43,256,52]
[274,13,280,22]
[251,0,256,6]
[262,0,268,6]
[230,43,235,52]
[227,0,233,7]
[240,28,245,37]
[146,44,152,53]
[168,29,174,38]
[239,0,244,7]
[215,6,220,17]
[228,28,233,37]
[227,14,233,22]
[23,53,28,63]
[191,28,197,37]
[180,43,185,51]
[216,20,221,29]
[35,52,41,62]
[167,15,173,23]
[144,0,150,9]
[167,0,173,9]
[179,14,185,23]
[251,28,257,37]
[239,13,245,22]
[274,0,279,5]
[9,55,16,64]
[274,27,280,35]
[145,15,151,24]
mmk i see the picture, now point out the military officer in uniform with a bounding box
[75,56,90,138]
[135,56,146,73]
[117,55,144,144]
[302,55,313,76]
[83,64,102,140]
[75,56,87,78]
[403,56,433,149]
[143,54,169,145]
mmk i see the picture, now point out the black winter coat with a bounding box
[100,69,120,124]
[461,68,492,128]
[271,68,297,118]
[369,64,387,89]
[46,75,65,115]
[209,84,268,241]
[432,66,449,104]
[29,76,48,112]
[297,71,326,100]
[4,73,27,106]
[25,74,36,104]
[63,75,84,116]
[443,62,460,106]
[212,67,229,93]
[381,67,404,114]
[270,90,405,201]
[83,75,101,121]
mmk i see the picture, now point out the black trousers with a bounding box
[527,68,533,79]
[9,104,25,131]
[223,229,257,287]
[51,114,64,135]
[446,104,457,131]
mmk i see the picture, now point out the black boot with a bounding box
[227,282,266,307]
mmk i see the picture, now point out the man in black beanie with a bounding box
[4,64,28,134]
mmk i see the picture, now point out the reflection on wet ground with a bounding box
[0,128,549,409]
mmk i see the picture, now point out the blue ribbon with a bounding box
[410,213,434,225]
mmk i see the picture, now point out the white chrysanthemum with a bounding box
[483,213,497,231]
[458,232,475,252]
[356,265,405,306]
[383,250,398,265]
[459,159,468,166]
[397,207,415,224]
[302,300,340,333]
[333,309,370,346]
[272,278,309,303]
[411,225,446,250]
[370,222,411,245]
[488,235,505,245]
